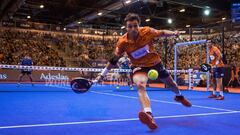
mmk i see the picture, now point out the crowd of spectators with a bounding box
[0,27,239,71]
[154,32,240,69]
[0,28,65,66]
[52,34,116,59]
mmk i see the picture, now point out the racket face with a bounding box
[71,78,91,93]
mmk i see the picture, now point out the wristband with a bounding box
[100,67,109,77]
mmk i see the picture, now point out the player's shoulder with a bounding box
[139,26,151,33]
[214,45,219,49]
[213,46,220,51]
[139,26,158,37]
[117,34,128,45]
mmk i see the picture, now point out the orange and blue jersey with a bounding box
[209,46,224,68]
[115,26,163,67]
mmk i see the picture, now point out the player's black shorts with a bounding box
[131,62,170,79]
[212,67,225,78]
[21,70,32,75]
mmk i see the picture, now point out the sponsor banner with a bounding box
[0,69,82,82]
[192,28,205,34]
[0,73,7,80]
[89,60,108,68]
[33,23,51,30]
[0,68,131,83]
[67,28,78,33]
[233,23,240,30]
[2,21,15,27]
[178,28,205,35]
[178,29,190,35]
[16,22,32,29]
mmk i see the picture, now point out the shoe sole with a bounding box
[215,98,224,100]
[208,96,217,98]
[175,99,192,107]
[138,112,158,130]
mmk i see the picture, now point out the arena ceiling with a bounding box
[0,0,237,29]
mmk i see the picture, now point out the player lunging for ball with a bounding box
[95,13,192,130]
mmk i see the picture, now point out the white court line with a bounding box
[59,86,237,112]
[90,91,238,112]
[56,87,237,112]
[0,111,239,129]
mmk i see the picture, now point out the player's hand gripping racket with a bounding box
[200,63,212,72]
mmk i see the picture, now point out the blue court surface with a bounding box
[0,84,240,135]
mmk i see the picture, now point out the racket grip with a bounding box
[93,75,104,84]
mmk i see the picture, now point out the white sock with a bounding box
[144,107,152,113]
[175,90,181,96]
[219,91,224,96]
[176,93,182,96]
[212,91,216,95]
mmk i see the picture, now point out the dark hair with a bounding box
[124,13,141,25]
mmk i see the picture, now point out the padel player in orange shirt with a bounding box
[95,13,192,130]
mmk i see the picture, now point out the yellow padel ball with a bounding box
[148,69,159,80]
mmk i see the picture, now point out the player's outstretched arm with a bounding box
[94,55,122,83]
[159,30,179,37]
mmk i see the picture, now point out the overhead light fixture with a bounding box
[63,28,66,31]
[222,17,226,20]
[167,18,172,24]
[145,18,151,22]
[121,26,125,29]
[179,8,185,12]
[40,5,44,9]
[203,7,211,16]
[97,12,103,16]
[125,0,131,4]
[186,25,190,28]
[204,9,210,16]
[27,15,31,19]
[78,21,82,24]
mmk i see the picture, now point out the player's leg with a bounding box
[116,73,122,89]
[17,72,25,86]
[156,63,192,107]
[132,68,157,129]
[215,67,225,100]
[27,72,34,86]
[161,75,192,107]
[208,78,217,98]
[133,73,151,112]
[209,68,221,98]
[127,73,134,90]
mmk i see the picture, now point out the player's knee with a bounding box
[138,85,147,93]
[137,83,146,90]
[133,73,148,89]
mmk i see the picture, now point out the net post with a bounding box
[188,68,193,90]
[206,42,210,91]
[174,45,177,82]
